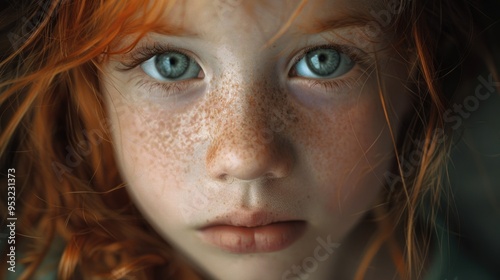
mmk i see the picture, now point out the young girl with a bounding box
[0,0,498,279]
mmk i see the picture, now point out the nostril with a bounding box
[218,174,229,182]
[207,147,294,182]
[263,172,275,179]
[205,127,295,183]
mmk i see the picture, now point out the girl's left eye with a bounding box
[292,47,355,79]
[140,51,202,81]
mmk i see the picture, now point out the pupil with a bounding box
[155,52,189,79]
[306,49,340,76]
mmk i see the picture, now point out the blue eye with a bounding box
[141,51,202,81]
[294,48,355,79]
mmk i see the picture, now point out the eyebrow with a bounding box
[262,5,374,49]
[150,24,200,38]
[299,1,379,34]
[306,16,372,34]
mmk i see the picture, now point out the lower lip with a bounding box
[199,221,306,254]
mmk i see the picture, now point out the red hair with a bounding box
[0,0,497,279]
[1,1,202,279]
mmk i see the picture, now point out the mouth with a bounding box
[197,212,307,254]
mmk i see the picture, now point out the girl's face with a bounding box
[101,0,411,278]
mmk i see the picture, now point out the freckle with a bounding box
[206,138,221,166]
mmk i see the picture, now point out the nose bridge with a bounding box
[205,76,295,182]
[210,65,278,136]
[230,92,267,140]
[210,78,276,152]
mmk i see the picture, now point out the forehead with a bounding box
[157,0,387,37]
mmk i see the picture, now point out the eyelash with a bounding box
[118,43,177,70]
[118,43,371,94]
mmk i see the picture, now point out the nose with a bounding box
[205,98,295,182]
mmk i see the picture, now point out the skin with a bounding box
[100,0,413,279]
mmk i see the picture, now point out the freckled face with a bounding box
[101,0,411,279]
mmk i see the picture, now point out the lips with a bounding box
[198,212,306,254]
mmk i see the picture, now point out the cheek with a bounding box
[103,89,206,220]
[295,90,394,215]
[294,59,412,217]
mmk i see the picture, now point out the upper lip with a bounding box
[199,210,302,229]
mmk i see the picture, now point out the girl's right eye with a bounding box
[140,51,202,82]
